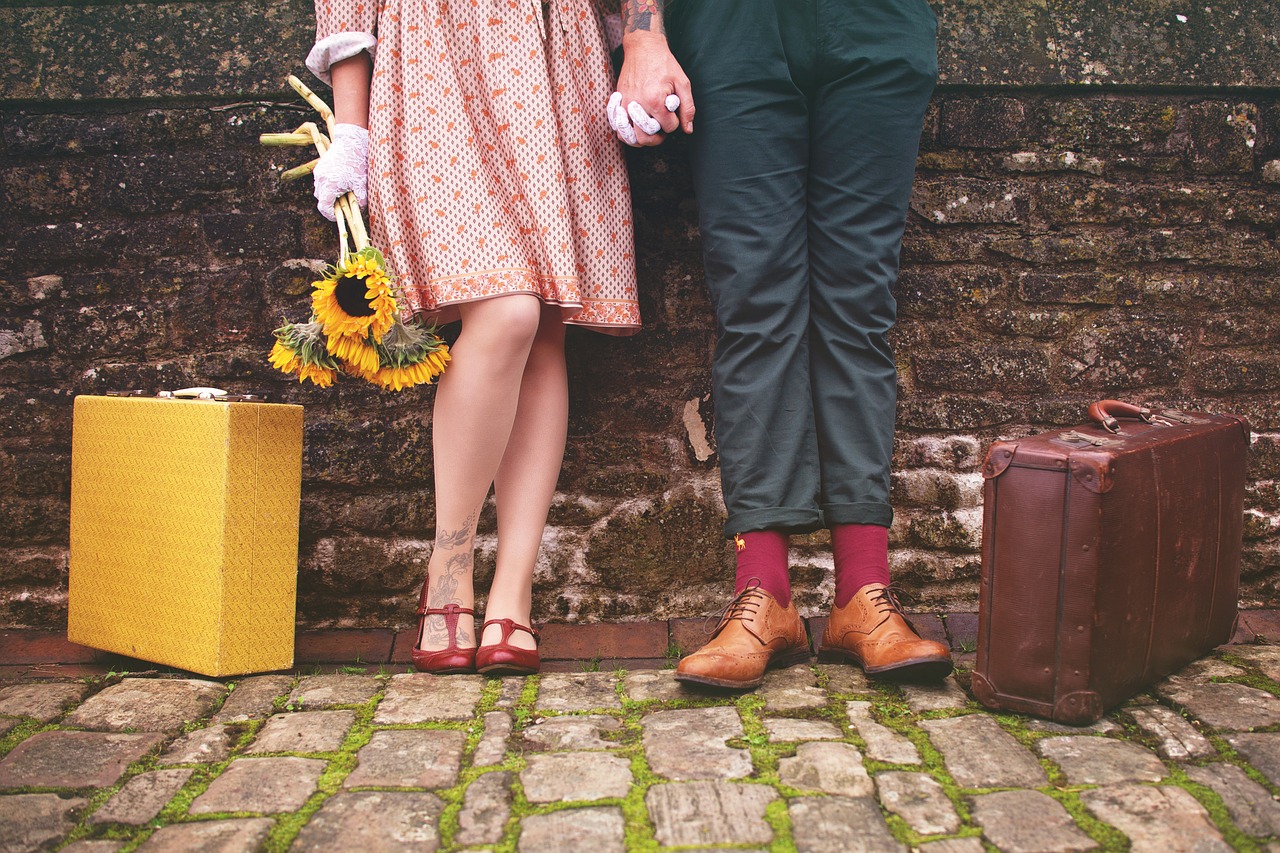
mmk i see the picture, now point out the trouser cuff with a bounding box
[822,502,894,528]
[723,508,823,540]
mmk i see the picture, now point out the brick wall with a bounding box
[1,1,1278,628]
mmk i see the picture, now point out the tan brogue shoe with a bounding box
[675,582,811,689]
[819,584,952,680]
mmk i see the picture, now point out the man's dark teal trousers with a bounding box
[668,0,938,537]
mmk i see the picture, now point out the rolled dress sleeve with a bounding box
[307,0,379,85]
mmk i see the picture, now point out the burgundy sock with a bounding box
[733,530,791,607]
[832,523,891,608]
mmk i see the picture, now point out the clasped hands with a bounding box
[609,32,694,147]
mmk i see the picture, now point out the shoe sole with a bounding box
[816,646,954,681]
[674,647,812,691]
[477,663,539,676]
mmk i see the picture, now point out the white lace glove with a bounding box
[313,123,369,222]
[607,92,681,147]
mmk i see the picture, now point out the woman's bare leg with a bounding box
[484,305,569,650]
[420,295,543,651]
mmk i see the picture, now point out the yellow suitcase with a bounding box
[68,391,303,676]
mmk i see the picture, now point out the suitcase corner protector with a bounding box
[1052,690,1105,726]
[983,443,1017,479]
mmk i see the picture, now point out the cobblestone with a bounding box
[759,665,827,711]
[817,664,871,694]
[918,839,985,853]
[472,710,512,767]
[247,710,354,754]
[623,669,687,701]
[189,756,325,814]
[455,771,512,846]
[1036,736,1168,785]
[63,679,224,733]
[60,841,122,853]
[789,795,904,853]
[970,790,1097,853]
[1079,783,1231,852]
[210,675,294,723]
[902,677,969,711]
[89,768,192,825]
[292,791,444,852]
[762,717,843,741]
[777,742,874,796]
[5,643,1280,851]
[642,707,751,780]
[875,770,961,835]
[517,806,624,853]
[845,700,921,765]
[0,731,165,789]
[1024,716,1120,734]
[1187,762,1280,836]
[1156,680,1280,730]
[647,781,776,847]
[135,817,274,852]
[1128,705,1216,760]
[0,793,85,852]
[1226,732,1280,785]
[920,715,1047,788]
[375,673,484,723]
[157,724,235,765]
[535,673,622,711]
[288,674,380,708]
[519,714,623,751]
[345,729,466,788]
[0,682,90,722]
[520,752,632,802]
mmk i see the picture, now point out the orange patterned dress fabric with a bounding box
[314,0,640,334]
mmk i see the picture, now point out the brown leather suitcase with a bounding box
[972,400,1249,725]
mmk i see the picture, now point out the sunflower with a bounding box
[325,329,381,376]
[360,318,452,391]
[270,319,341,387]
[311,247,398,344]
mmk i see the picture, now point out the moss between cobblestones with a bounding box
[1169,766,1264,853]
[1205,733,1280,796]
[1044,788,1131,851]
[0,717,43,758]
[261,693,381,852]
[1211,669,1280,700]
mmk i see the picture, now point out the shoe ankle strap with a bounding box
[480,618,540,645]
[418,602,475,617]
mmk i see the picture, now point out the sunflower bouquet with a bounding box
[261,75,450,390]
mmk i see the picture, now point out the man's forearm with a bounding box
[622,0,666,38]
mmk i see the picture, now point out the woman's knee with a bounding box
[458,295,544,353]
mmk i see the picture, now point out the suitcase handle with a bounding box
[1088,400,1152,433]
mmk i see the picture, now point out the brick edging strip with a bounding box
[2,609,1276,672]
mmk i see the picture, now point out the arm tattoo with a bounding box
[622,0,665,35]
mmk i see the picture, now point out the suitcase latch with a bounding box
[1059,430,1114,447]
[1152,409,1208,426]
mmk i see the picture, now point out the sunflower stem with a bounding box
[260,132,316,146]
[281,158,320,181]
[288,74,338,139]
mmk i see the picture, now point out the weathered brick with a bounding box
[940,98,1026,148]
[911,347,1051,393]
[1188,101,1259,174]
[1195,352,1280,393]
[910,177,1026,225]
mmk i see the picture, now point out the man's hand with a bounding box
[615,2,694,147]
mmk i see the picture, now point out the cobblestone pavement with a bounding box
[5,646,1280,852]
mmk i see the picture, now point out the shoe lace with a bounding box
[703,579,766,636]
[866,584,922,634]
